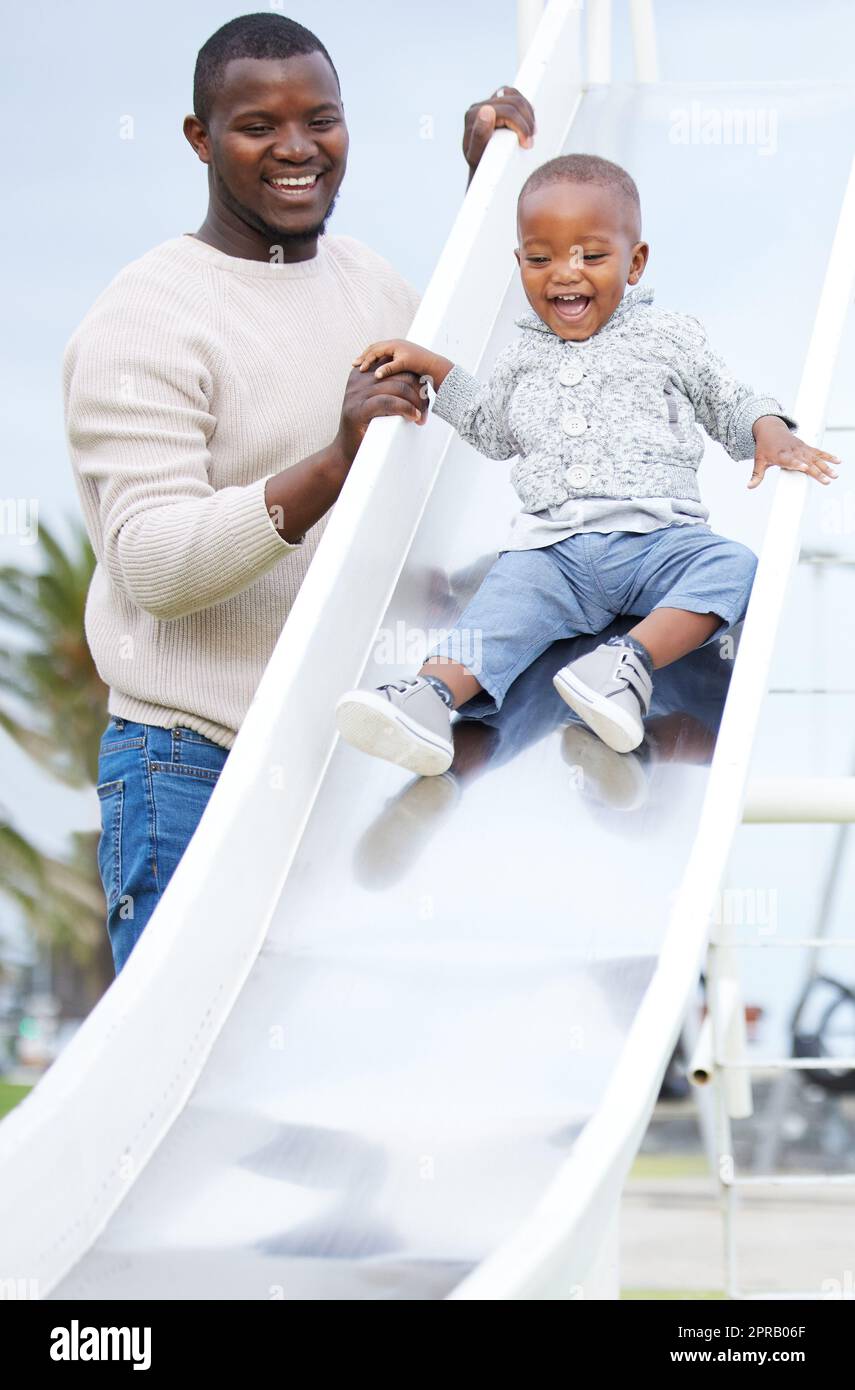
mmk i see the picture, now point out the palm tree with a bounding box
[0,519,113,1009]
[0,520,107,784]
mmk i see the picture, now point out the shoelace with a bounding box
[378,678,421,696]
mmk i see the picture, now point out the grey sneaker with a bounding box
[553,642,652,752]
[335,677,454,776]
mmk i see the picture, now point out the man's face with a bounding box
[515,182,648,341]
[196,51,348,243]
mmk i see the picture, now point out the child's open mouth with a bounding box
[550,293,591,322]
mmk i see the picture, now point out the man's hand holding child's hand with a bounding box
[750,416,840,489]
[353,340,454,401]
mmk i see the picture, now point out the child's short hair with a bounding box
[519,154,641,228]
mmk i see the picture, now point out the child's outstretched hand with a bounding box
[749,417,840,489]
[353,339,453,391]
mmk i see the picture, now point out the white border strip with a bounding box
[451,153,855,1300]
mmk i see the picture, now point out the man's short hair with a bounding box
[193,12,339,125]
[518,154,641,229]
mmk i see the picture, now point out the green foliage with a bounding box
[0,519,108,786]
[0,518,111,976]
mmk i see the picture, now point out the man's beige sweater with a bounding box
[64,233,420,749]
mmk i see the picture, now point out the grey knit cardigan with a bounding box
[431,285,795,513]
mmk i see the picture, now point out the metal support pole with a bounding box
[517,0,546,66]
[629,0,659,80]
[586,0,612,82]
[743,777,855,823]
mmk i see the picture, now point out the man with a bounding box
[64,11,535,974]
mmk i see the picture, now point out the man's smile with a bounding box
[262,169,325,199]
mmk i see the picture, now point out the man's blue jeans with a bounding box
[95,716,230,975]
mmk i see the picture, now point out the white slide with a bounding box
[2,1,855,1300]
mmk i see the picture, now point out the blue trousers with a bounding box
[427,525,758,717]
[95,717,230,974]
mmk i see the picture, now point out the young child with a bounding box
[335,154,839,776]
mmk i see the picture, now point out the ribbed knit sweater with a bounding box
[64,232,420,749]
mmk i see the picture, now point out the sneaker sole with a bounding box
[552,669,644,753]
[335,692,453,776]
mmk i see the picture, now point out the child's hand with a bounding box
[353,340,453,390]
[749,417,840,489]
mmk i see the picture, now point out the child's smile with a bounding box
[515,181,649,341]
[550,291,593,324]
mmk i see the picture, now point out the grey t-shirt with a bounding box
[502,494,709,552]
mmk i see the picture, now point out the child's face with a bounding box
[515,181,649,341]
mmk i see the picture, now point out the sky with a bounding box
[1,0,855,973]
